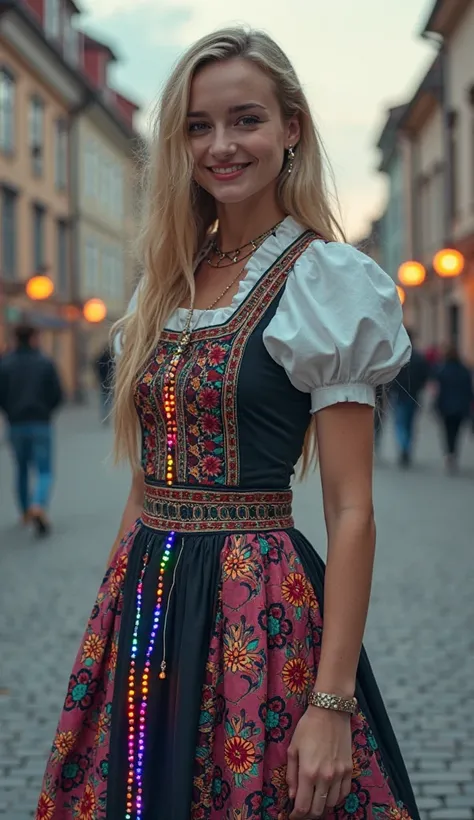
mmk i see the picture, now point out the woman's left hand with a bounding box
[287,706,353,819]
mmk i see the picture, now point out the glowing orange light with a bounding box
[26,275,54,301]
[433,248,464,278]
[62,304,82,321]
[83,298,107,323]
[398,261,426,287]
[396,285,406,305]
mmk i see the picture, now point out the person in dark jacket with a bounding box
[390,329,430,467]
[0,324,63,535]
[435,345,473,472]
[94,345,115,423]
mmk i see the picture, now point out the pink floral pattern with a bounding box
[35,522,139,820]
[191,531,415,820]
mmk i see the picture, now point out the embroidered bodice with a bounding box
[131,218,410,489]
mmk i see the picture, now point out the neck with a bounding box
[215,188,286,251]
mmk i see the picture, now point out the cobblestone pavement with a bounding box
[1,400,473,819]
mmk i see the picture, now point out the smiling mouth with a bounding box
[208,163,251,175]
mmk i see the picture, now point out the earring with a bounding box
[287,145,295,174]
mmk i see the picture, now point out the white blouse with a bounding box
[120,216,411,413]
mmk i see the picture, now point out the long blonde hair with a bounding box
[113,26,344,472]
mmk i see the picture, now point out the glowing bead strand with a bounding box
[134,530,175,820]
[125,313,192,819]
[125,548,150,820]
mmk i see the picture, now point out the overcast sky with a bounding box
[79,0,436,240]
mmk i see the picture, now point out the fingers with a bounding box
[286,746,298,802]
[289,768,315,820]
[309,783,332,818]
[324,777,342,812]
[337,774,353,808]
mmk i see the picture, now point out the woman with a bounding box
[36,28,418,820]
[435,345,473,473]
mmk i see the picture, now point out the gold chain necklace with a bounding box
[177,263,246,353]
[207,220,282,268]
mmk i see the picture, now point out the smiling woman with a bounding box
[35,26,418,820]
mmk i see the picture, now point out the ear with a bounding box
[286,115,301,149]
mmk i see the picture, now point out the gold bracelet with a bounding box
[308,691,358,715]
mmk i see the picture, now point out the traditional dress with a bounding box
[36,217,419,820]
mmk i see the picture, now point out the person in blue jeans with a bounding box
[0,324,63,535]
[390,329,430,467]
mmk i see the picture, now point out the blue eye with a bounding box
[188,122,209,133]
[237,115,260,126]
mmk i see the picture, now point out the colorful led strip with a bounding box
[125,349,181,819]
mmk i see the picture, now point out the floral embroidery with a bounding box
[223,536,261,586]
[36,792,55,820]
[64,669,98,712]
[212,765,231,811]
[52,730,79,763]
[73,782,97,820]
[35,532,133,817]
[334,781,371,819]
[191,531,415,819]
[282,641,313,698]
[81,634,106,666]
[223,616,265,683]
[258,696,292,742]
[224,712,263,787]
[60,752,90,792]
[258,602,292,650]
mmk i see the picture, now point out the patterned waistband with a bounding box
[142,485,294,533]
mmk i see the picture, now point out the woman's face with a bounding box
[187,58,300,205]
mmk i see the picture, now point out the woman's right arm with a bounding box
[107,469,145,566]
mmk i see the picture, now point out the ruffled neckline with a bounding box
[164,216,306,331]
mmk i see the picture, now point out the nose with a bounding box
[208,126,237,161]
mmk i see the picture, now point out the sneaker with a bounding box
[29,506,51,537]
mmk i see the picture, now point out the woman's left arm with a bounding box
[288,402,376,820]
[314,401,376,694]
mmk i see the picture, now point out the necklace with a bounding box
[206,219,282,268]
[177,262,245,353]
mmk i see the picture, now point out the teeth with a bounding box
[211,165,246,174]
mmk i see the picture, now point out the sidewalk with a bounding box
[0,399,473,819]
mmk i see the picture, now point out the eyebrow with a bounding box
[187,102,267,117]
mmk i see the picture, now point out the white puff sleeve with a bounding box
[113,285,140,357]
[262,240,411,413]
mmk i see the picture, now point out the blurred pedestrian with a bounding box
[94,345,115,423]
[390,329,430,467]
[434,344,473,473]
[0,324,63,535]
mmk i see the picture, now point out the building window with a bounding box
[113,166,124,220]
[85,238,99,295]
[29,96,45,176]
[85,140,98,200]
[447,110,458,220]
[44,0,61,39]
[55,119,68,190]
[469,86,474,209]
[57,220,69,296]
[1,187,17,279]
[0,68,15,153]
[33,204,46,271]
[63,14,79,66]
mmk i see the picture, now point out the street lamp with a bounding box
[25,274,54,300]
[433,248,465,278]
[83,298,107,323]
[397,261,426,287]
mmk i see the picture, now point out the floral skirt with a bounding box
[36,523,419,820]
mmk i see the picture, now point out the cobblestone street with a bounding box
[1,400,473,819]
